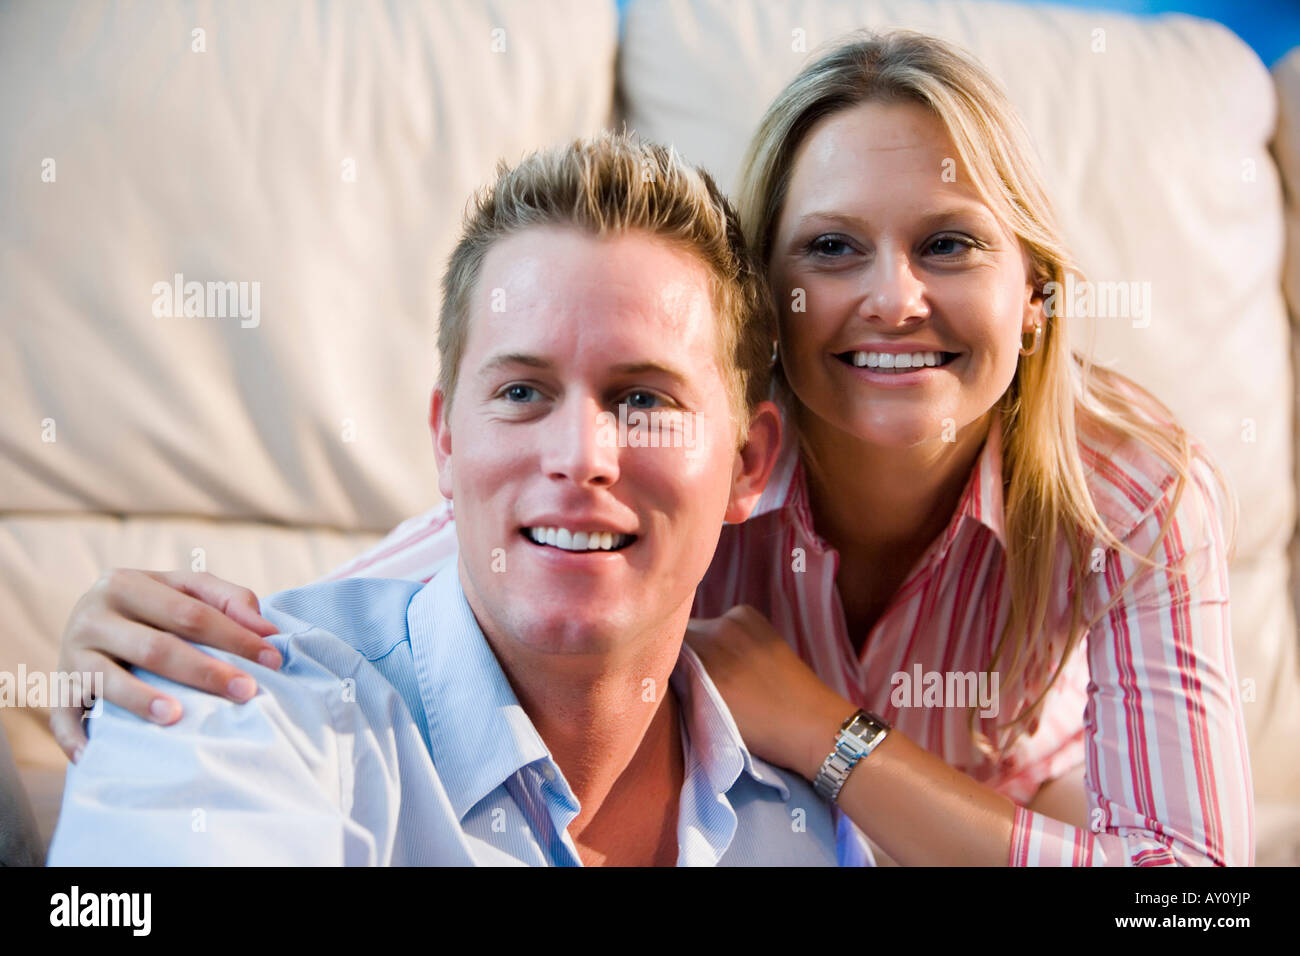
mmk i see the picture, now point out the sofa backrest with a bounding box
[0,0,618,534]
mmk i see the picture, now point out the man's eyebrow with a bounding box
[478,354,694,387]
[606,361,693,387]
[478,353,552,376]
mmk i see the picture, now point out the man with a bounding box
[47,133,873,866]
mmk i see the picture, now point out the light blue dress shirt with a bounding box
[48,563,874,866]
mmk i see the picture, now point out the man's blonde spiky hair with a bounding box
[437,131,776,446]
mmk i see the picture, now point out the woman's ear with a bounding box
[1022,258,1051,335]
[725,400,783,524]
[430,387,454,501]
[1023,276,1046,333]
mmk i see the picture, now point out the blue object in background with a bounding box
[1037,0,1298,66]
[615,0,1299,67]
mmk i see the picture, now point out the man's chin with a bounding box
[505,614,639,657]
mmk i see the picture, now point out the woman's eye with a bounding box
[927,235,974,256]
[622,390,663,410]
[807,235,855,258]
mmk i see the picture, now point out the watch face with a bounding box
[844,712,887,748]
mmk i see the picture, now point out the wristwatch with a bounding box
[812,708,890,803]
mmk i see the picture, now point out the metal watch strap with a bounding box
[812,709,890,803]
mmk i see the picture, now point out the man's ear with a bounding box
[430,387,454,501]
[724,400,782,524]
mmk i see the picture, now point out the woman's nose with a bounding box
[858,251,929,328]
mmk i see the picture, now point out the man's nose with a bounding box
[540,394,621,487]
[858,249,930,328]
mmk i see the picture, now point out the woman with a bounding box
[53,31,1252,866]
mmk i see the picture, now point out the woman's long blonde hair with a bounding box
[736,29,1236,757]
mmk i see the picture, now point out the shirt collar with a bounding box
[671,643,791,801]
[949,407,1007,548]
[406,563,554,822]
[762,405,1008,558]
[406,562,788,824]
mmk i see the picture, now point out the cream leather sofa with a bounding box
[3,0,1298,864]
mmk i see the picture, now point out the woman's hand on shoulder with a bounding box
[50,569,282,762]
[686,605,853,779]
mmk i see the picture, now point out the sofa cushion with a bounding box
[0,513,383,773]
[0,0,618,533]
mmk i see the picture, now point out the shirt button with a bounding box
[541,764,557,782]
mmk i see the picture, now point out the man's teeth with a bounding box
[850,351,947,369]
[524,526,632,551]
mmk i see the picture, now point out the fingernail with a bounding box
[72,744,85,765]
[227,676,256,701]
[149,698,180,723]
[258,647,282,669]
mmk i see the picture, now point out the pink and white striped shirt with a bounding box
[326,409,1254,867]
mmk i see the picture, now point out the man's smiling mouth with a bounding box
[521,526,638,552]
[834,350,959,373]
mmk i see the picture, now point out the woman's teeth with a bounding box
[523,526,633,552]
[845,350,951,370]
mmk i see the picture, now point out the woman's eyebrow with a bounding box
[792,211,867,231]
[913,206,999,231]
[792,205,998,232]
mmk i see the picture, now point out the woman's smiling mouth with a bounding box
[834,349,959,372]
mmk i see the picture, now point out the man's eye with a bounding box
[806,235,855,258]
[502,384,539,403]
[621,390,664,410]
